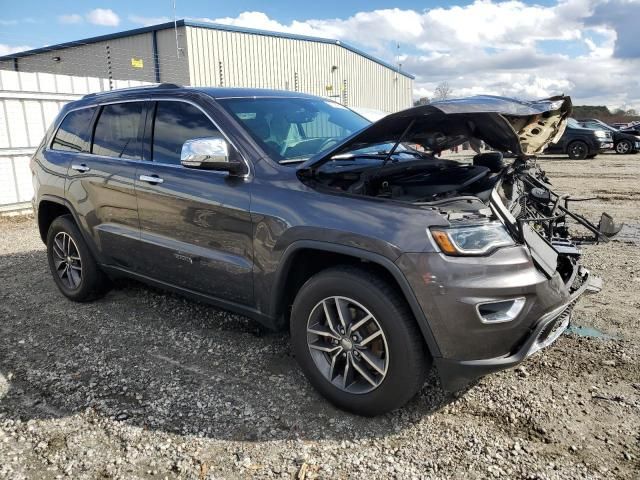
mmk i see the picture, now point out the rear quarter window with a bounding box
[51,107,96,152]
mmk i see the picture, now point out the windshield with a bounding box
[218,97,370,164]
[582,120,616,132]
[567,118,582,128]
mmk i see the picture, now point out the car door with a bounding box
[134,99,254,306]
[65,100,145,268]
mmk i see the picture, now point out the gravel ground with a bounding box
[0,152,639,479]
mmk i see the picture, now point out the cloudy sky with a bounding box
[1,0,639,110]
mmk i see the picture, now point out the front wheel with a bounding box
[290,266,429,416]
[567,141,589,160]
[615,140,632,154]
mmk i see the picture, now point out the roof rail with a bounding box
[82,82,183,99]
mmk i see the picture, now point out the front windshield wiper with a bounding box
[331,150,426,161]
[280,156,309,165]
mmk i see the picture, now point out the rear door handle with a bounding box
[71,163,90,173]
[139,174,164,185]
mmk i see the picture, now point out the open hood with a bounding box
[300,95,572,170]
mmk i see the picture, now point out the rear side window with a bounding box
[152,101,220,165]
[51,107,96,152]
[91,102,144,159]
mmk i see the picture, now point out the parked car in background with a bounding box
[544,118,613,159]
[32,87,604,415]
[619,122,640,136]
[578,118,640,154]
[611,122,631,129]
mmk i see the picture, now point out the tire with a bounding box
[290,266,429,416]
[615,140,632,154]
[46,215,109,302]
[567,141,589,160]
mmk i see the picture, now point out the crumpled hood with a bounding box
[300,95,572,170]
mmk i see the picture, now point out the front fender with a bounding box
[263,239,442,357]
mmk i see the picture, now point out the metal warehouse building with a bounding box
[0,20,414,112]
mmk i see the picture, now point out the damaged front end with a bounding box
[299,95,617,376]
[493,156,620,284]
[299,95,619,277]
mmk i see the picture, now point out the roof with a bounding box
[69,85,338,111]
[0,19,415,80]
[79,85,323,102]
[199,87,321,99]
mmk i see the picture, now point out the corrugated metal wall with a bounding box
[0,28,190,86]
[185,26,413,112]
[0,25,413,113]
[0,70,149,210]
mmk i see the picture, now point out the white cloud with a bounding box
[0,44,33,56]
[200,1,639,111]
[0,18,37,26]
[129,15,171,26]
[86,8,120,27]
[58,14,83,24]
[4,2,637,111]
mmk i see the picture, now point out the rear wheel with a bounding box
[46,215,109,301]
[615,140,632,154]
[567,141,589,160]
[290,266,429,416]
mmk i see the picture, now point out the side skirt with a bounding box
[101,264,278,330]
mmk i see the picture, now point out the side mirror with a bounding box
[181,137,246,175]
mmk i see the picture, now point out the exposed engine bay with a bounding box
[315,153,502,204]
[300,95,621,283]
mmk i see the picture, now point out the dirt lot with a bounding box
[0,153,638,479]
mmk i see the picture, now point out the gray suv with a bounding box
[32,86,603,415]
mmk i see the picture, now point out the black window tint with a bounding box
[91,102,143,159]
[51,107,95,152]
[152,101,219,165]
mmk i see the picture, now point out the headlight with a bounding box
[430,222,515,256]
[594,130,608,138]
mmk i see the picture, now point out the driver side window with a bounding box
[152,101,220,165]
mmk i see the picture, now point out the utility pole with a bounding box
[173,0,180,58]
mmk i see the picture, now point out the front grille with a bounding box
[515,195,527,220]
[538,317,560,344]
[535,301,575,348]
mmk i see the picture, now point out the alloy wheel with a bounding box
[52,232,83,289]
[569,143,587,159]
[616,141,630,154]
[306,296,389,394]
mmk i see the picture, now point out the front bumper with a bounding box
[433,267,593,391]
[598,141,613,151]
[396,247,594,392]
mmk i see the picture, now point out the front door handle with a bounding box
[71,163,90,173]
[139,174,164,185]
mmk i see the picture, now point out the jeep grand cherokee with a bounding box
[32,85,605,415]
